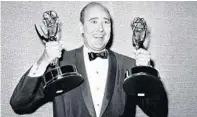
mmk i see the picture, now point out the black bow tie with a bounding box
[88,51,108,61]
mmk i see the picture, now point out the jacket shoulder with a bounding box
[60,47,82,65]
[111,50,135,68]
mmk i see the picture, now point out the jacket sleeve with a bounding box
[10,68,49,114]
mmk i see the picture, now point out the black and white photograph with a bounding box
[1,1,197,117]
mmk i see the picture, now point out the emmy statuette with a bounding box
[35,10,83,99]
[123,17,164,97]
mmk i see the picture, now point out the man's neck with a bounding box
[84,45,106,53]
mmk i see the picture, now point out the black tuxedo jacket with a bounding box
[10,46,168,117]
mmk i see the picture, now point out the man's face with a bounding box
[82,5,111,51]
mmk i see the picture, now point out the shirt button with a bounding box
[96,87,100,90]
[97,104,100,106]
[96,71,99,74]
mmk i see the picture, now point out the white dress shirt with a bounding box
[83,46,109,117]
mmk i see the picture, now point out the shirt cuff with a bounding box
[28,62,48,77]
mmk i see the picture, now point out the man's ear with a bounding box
[79,22,84,34]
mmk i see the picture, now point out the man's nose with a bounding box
[97,23,104,32]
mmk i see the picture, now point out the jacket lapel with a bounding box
[75,46,96,117]
[100,50,117,117]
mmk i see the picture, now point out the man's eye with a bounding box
[104,20,110,24]
[91,20,97,24]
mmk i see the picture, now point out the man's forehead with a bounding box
[84,4,110,19]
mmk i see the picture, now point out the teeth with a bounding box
[93,34,104,38]
[95,36,103,38]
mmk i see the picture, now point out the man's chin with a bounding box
[91,45,106,52]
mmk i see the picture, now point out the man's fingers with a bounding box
[133,49,137,54]
[44,41,64,60]
[45,41,65,51]
[136,48,150,55]
[135,48,151,66]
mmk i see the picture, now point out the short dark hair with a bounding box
[80,2,112,24]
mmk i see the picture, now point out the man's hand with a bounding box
[28,41,65,77]
[134,48,151,66]
[40,41,65,65]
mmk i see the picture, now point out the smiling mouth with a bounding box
[93,34,105,38]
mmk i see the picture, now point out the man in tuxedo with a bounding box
[10,2,168,117]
